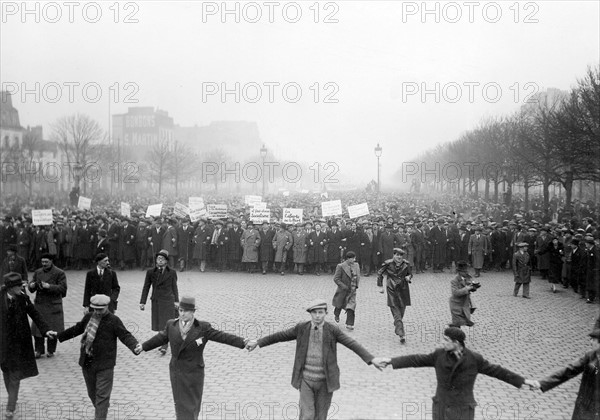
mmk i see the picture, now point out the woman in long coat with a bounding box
[140,249,179,355]
[539,329,600,420]
[332,251,360,329]
[449,261,475,327]
[240,223,261,272]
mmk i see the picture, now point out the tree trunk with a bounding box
[543,176,551,220]
[484,178,490,201]
[493,179,499,203]
[524,179,530,212]
[564,172,574,215]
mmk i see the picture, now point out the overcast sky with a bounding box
[2,1,598,186]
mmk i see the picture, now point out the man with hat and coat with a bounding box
[378,327,535,420]
[258,220,275,274]
[247,298,385,420]
[27,253,67,358]
[513,242,532,298]
[449,261,476,328]
[1,272,55,419]
[0,244,28,285]
[83,253,121,314]
[468,227,488,278]
[332,251,361,330]
[584,237,600,303]
[377,248,413,343]
[140,249,179,355]
[141,295,248,420]
[57,294,142,420]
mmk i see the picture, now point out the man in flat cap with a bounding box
[57,294,141,420]
[1,273,56,419]
[378,327,537,420]
[571,238,587,296]
[513,243,532,298]
[247,298,385,420]
[27,253,67,358]
[377,248,413,344]
[141,295,249,420]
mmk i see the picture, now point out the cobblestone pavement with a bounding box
[2,266,598,420]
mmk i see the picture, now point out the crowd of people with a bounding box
[1,190,599,420]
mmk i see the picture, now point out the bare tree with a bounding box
[168,140,197,196]
[147,140,172,197]
[51,114,105,195]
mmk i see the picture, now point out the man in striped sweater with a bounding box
[247,299,386,420]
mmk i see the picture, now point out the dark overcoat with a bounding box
[332,261,360,311]
[120,223,137,262]
[308,230,327,264]
[140,266,179,331]
[391,348,524,420]
[325,229,343,263]
[259,228,275,262]
[177,225,194,261]
[512,251,531,284]
[142,318,246,420]
[257,321,374,393]
[83,268,121,313]
[0,291,49,378]
[193,226,213,261]
[540,349,600,420]
[57,312,138,370]
[28,265,67,336]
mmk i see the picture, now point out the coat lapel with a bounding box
[178,321,203,355]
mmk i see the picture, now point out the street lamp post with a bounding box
[260,144,268,197]
[374,143,382,195]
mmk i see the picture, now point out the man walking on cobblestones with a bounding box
[377,248,413,344]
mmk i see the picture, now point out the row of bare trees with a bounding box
[403,66,600,216]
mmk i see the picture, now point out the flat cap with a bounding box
[90,294,110,309]
[306,298,328,313]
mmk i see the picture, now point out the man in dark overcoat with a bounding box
[226,221,243,272]
[325,222,343,273]
[177,218,194,272]
[332,251,360,330]
[308,222,327,276]
[140,249,179,355]
[27,253,67,358]
[584,237,600,303]
[1,273,54,419]
[83,253,121,314]
[120,218,137,270]
[258,221,275,274]
[193,219,213,272]
[141,296,247,420]
[430,219,446,273]
[0,244,28,284]
[57,294,141,420]
[380,327,533,420]
[513,242,532,298]
[377,248,413,343]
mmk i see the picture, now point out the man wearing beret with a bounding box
[1,273,56,419]
[378,327,537,420]
[27,253,67,358]
[83,253,121,314]
[377,248,413,343]
[141,296,249,420]
[57,294,141,420]
[247,299,385,420]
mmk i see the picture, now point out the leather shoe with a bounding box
[47,352,54,358]
[334,316,340,323]
[399,337,406,344]
[523,296,531,299]
[587,299,595,304]
[35,351,42,359]
[159,347,167,355]
[346,325,354,331]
